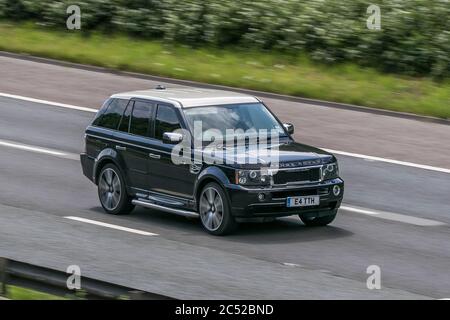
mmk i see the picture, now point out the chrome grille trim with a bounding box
[269,165,323,186]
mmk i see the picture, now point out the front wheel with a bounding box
[198,182,237,235]
[300,212,336,227]
[98,164,134,215]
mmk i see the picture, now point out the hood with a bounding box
[202,140,335,168]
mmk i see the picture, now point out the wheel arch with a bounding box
[93,148,125,185]
[194,166,232,211]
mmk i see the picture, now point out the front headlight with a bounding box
[235,170,271,186]
[322,162,339,181]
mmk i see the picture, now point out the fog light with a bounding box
[258,193,266,202]
[333,185,341,196]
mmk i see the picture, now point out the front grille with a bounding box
[272,167,321,185]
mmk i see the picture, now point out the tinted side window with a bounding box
[91,98,112,126]
[118,101,133,133]
[155,105,181,140]
[93,98,128,130]
[129,101,154,136]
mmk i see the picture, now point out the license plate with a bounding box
[286,196,320,207]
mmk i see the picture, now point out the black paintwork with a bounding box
[80,97,344,219]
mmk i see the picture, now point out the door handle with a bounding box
[115,145,126,151]
[149,153,161,159]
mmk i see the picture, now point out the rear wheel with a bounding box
[199,182,237,235]
[300,212,336,227]
[98,164,134,215]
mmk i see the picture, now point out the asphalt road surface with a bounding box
[0,55,449,299]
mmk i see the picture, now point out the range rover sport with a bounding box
[80,87,344,235]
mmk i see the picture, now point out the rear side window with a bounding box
[129,100,154,136]
[91,98,112,127]
[155,105,182,140]
[118,101,133,133]
[92,98,129,130]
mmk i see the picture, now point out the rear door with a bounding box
[113,99,156,193]
[87,98,128,158]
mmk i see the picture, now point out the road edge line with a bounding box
[323,148,450,174]
[1,50,449,125]
[2,91,450,174]
[0,92,97,113]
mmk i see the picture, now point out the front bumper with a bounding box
[227,178,344,218]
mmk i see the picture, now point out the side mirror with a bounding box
[283,123,294,135]
[163,132,183,144]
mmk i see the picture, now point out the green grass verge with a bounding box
[3,285,66,300]
[1,22,449,119]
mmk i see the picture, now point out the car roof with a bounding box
[111,87,260,108]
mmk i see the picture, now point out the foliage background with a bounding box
[0,0,449,78]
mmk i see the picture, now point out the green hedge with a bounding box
[0,0,449,78]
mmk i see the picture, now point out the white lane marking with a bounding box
[323,148,450,174]
[282,262,301,267]
[0,92,97,113]
[0,138,79,160]
[65,216,158,236]
[1,135,444,228]
[340,206,379,215]
[340,205,446,227]
[2,92,450,174]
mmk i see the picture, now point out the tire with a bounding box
[198,182,238,235]
[97,164,134,215]
[300,212,337,227]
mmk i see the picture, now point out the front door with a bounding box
[147,104,197,199]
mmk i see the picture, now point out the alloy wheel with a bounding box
[199,187,224,232]
[99,168,121,211]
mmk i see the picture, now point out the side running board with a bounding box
[132,199,199,218]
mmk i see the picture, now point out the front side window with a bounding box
[155,105,181,140]
[129,100,154,136]
[92,98,129,130]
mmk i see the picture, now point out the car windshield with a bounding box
[183,103,287,144]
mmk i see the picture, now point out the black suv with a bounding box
[80,87,344,235]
